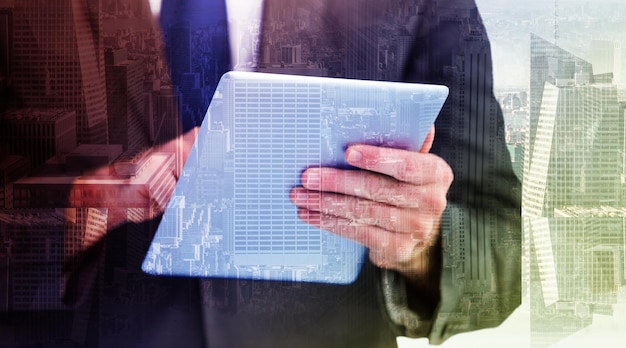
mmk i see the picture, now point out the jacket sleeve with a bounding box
[380,0,522,344]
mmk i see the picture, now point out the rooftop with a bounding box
[2,109,75,123]
[554,206,626,218]
[0,209,65,227]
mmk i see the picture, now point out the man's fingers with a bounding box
[293,144,451,271]
[301,168,447,210]
[296,209,417,264]
[290,188,437,234]
[343,145,453,186]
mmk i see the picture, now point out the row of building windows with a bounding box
[234,246,321,252]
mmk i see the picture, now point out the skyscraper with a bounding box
[155,195,184,248]
[0,4,12,108]
[525,36,624,217]
[344,0,381,80]
[525,34,626,347]
[165,20,191,88]
[527,34,593,166]
[1,109,77,169]
[153,85,184,175]
[11,0,108,145]
[200,128,230,172]
[226,76,324,267]
[104,47,147,151]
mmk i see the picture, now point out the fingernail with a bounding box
[346,148,362,164]
[303,168,321,189]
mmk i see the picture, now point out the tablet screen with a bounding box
[142,71,448,284]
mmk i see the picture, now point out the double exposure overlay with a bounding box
[2,0,623,347]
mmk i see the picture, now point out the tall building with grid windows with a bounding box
[11,0,108,145]
[525,35,626,347]
[344,0,381,80]
[225,76,325,267]
[0,4,12,107]
[153,85,184,175]
[527,34,593,170]
[434,10,513,296]
[165,20,191,88]
[104,47,147,151]
[1,109,77,169]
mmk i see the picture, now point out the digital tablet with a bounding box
[141,71,448,284]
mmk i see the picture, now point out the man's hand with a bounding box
[289,127,453,280]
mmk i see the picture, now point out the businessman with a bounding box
[0,0,521,347]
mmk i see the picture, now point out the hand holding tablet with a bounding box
[142,71,448,284]
[291,128,453,282]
